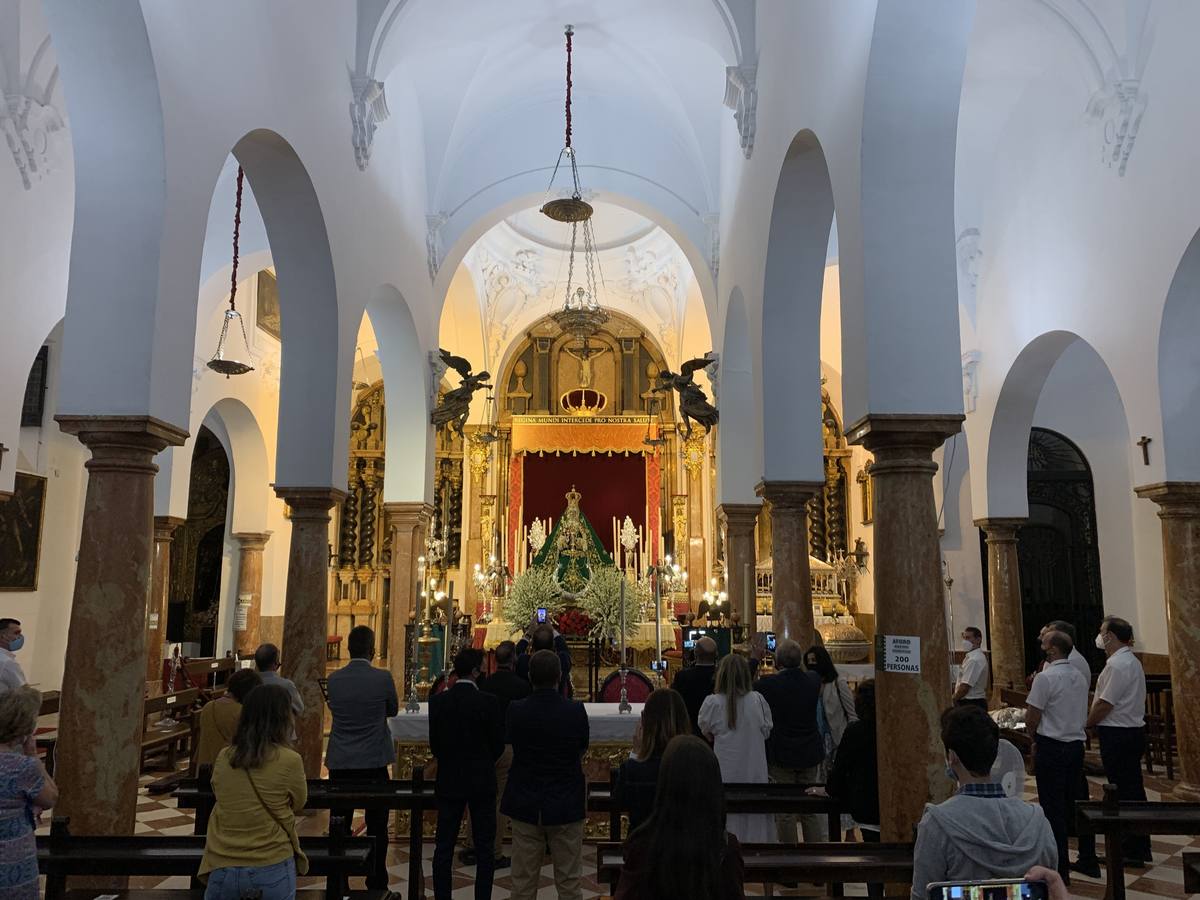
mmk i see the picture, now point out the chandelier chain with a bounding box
[564,26,573,150]
[228,165,244,312]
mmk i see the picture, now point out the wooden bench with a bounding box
[59,892,385,899]
[36,690,61,776]
[38,815,372,900]
[141,688,200,771]
[1143,675,1174,779]
[183,656,237,698]
[1076,784,1200,900]
[1183,850,1200,894]
[595,840,915,895]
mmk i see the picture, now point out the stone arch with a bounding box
[198,397,271,534]
[717,287,759,504]
[1158,227,1200,481]
[762,129,835,483]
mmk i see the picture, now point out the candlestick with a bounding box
[618,577,631,713]
[744,562,752,628]
[654,570,663,686]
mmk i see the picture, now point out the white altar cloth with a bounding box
[389,701,644,744]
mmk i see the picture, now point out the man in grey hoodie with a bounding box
[911,705,1058,900]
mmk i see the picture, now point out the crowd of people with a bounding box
[0,610,1160,899]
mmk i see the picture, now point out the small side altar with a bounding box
[756,554,870,662]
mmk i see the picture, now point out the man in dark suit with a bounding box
[755,638,826,842]
[671,635,718,734]
[430,647,504,900]
[515,623,572,696]
[325,625,398,890]
[503,650,589,900]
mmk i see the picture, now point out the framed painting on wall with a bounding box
[0,472,47,591]
[256,269,281,341]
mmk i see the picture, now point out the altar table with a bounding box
[389,702,643,744]
[476,620,677,652]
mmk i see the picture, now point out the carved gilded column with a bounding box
[146,516,184,683]
[682,431,708,611]
[54,415,188,837]
[385,501,434,692]
[275,487,344,777]
[718,503,760,640]
[232,532,271,657]
[849,414,962,843]
[1135,482,1200,801]
[975,518,1025,700]
[756,481,822,649]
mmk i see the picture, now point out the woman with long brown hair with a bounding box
[616,688,692,830]
[698,653,773,843]
[616,735,745,899]
[199,684,308,899]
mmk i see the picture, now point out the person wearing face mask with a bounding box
[0,619,27,694]
[910,705,1057,900]
[1080,616,1152,869]
[1024,630,1089,885]
[952,627,989,710]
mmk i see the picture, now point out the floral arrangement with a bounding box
[578,565,647,641]
[554,608,593,637]
[503,565,563,629]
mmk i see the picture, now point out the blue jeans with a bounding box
[204,857,296,900]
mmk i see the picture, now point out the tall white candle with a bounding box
[744,562,752,625]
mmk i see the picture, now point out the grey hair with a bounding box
[775,638,804,669]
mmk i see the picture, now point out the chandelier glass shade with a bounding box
[207,164,255,378]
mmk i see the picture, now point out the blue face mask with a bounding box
[945,758,958,782]
[6,635,22,652]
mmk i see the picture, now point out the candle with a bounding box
[744,563,752,626]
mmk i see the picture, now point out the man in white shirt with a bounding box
[1026,630,1089,885]
[953,626,990,710]
[1084,616,1151,866]
[0,618,28,693]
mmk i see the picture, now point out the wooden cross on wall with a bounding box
[1137,436,1152,466]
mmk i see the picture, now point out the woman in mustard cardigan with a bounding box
[200,683,308,899]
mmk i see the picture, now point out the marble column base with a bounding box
[975,518,1026,700]
[756,481,822,650]
[849,413,963,843]
[718,502,761,639]
[54,415,188,837]
[275,486,344,777]
[232,532,271,657]
[384,502,433,702]
[1135,481,1200,802]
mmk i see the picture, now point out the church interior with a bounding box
[2,1,1200,897]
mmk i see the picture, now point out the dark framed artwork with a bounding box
[255,269,281,341]
[0,473,48,591]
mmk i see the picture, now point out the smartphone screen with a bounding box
[683,640,696,650]
[536,607,547,624]
[766,632,777,652]
[929,880,1048,900]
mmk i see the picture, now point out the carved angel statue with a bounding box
[655,352,719,440]
[431,349,491,436]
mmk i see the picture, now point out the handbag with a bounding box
[243,766,310,876]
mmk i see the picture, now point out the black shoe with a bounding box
[459,848,477,865]
[1122,857,1151,870]
[494,855,511,869]
[1070,858,1102,878]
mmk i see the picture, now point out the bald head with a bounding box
[695,636,717,664]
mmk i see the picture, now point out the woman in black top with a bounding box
[616,688,691,831]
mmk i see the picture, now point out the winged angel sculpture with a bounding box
[431,349,491,436]
[656,352,719,440]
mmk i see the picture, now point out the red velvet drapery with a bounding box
[521,453,647,556]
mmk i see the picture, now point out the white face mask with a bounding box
[1095,633,1108,651]
[961,639,976,652]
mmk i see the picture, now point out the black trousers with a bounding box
[1034,735,1084,882]
[1075,765,1097,862]
[955,698,989,711]
[328,766,391,889]
[1097,726,1152,861]
[434,793,497,900]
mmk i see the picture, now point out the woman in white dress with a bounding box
[698,653,774,844]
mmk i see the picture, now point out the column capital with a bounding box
[1135,482,1200,517]
[233,531,272,551]
[717,501,761,532]
[153,515,186,541]
[846,413,964,453]
[383,500,435,529]
[755,480,823,509]
[56,415,188,475]
[273,485,345,520]
[974,517,1025,541]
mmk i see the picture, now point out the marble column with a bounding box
[975,518,1026,699]
[1134,482,1200,801]
[274,487,344,777]
[718,503,760,641]
[848,414,962,843]
[54,415,188,837]
[145,516,184,684]
[756,481,822,650]
[232,532,271,657]
[384,501,433,696]
[685,461,708,612]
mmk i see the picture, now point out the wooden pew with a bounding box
[595,840,915,895]
[38,815,373,900]
[182,656,237,697]
[140,687,199,771]
[58,892,383,899]
[36,690,61,776]
[1143,675,1174,779]
[1076,784,1200,900]
[1183,851,1200,894]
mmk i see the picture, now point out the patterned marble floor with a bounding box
[39,755,1197,899]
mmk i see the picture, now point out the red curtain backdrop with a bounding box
[521,453,647,556]
[646,451,661,564]
[507,455,523,569]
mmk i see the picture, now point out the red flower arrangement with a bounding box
[555,608,593,637]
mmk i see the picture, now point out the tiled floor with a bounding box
[40,754,1198,898]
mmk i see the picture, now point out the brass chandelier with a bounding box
[207,165,255,378]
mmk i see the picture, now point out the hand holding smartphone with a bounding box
[928,879,1049,900]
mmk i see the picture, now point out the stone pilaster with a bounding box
[1134,482,1200,801]
[756,481,823,650]
[848,413,963,843]
[275,486,344,777]
[384,501,434,696]
[232,532,271,657]
[718,503,761,641]
[975,518,1026,700]
[146,516,185,683]
[54,415,188,837]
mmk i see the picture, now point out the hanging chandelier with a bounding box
[543,25,608,340]
[207,165,255,377]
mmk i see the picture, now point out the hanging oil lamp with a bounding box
[207,165,255,378]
